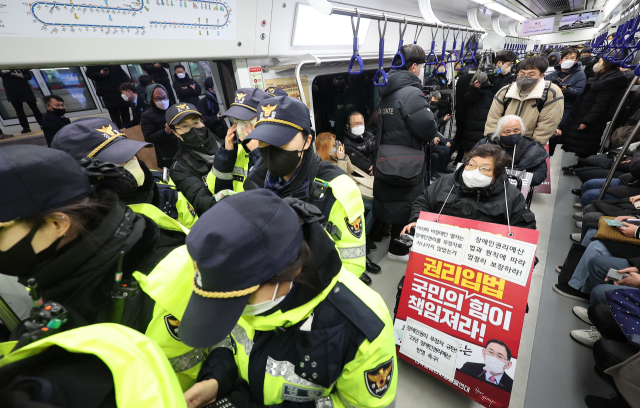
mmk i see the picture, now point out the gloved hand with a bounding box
[214,189,238,202]
[228,379,267,408]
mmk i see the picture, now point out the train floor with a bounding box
[368,150,614,407]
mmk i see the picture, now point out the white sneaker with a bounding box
[573,306,592,325]
[575,221,583,228]
[570,326,602,347]
[387,252,410,263]
[556,266,562,273]
[570,233,582,243]
[573,203,583,209]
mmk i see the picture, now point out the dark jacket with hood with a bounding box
[373,70,439,225]
[492,72,515,95]
[461,81,496,152]
[140,84,180,166]
[172,73,202,106]
[476,135,549,186]
[0,69,37,103]
[197,91,228,142]
[170,127,220,216]
[562,69,629,157]
[409,166,537,229]
[545,61,587,126]
[342,129,375,173]
[85,65,131,109]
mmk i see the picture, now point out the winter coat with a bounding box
[607,150,640,198]
[454,71,474,143]
[461,82,495,152]
[196,91,228,142]
[342,130,375,173]
[140,63,172,89]
[424,74,451,119]
[373,70,439,225]
[41,110,70,147]
[85,65,131,109]
[475,136,549,186]
[409,166,537,229]
[0,69,36,103]
[485,80,564,145]
[580,55,599,78]
[562,69,629,157]
[172,73,201,106]
[492,72,515,95]
[545,62,587,126]
[140,105,179,165]
[126,94,149,128]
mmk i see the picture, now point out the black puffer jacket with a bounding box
[475,136,549,186]
[85,65,131,109]
[409,166,537,229]
[492,72,515,95]
[373,70,439,225]
[0,69,36,103]
[343,130,375,173]
[461,82,495,152]
[140,63,172,89]
[140,105,179,167]
[562,69,629,157]
[607,150,640,198]
[172,73,202,106]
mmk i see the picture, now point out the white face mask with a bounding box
[462,168,492,188]
[593,62,603,73]
[156,100,169,110]
[351,125,365,136]
[123,158,145,187]
[499,64,511,75]
[484,355,507,374]
[121,93,130,102]
[177,73,186,79]
[235,118,258,140]
[242,282,291,316]
[561,60,575,69]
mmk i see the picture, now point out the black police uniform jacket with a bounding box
[475,136,549,186]
[196,221,390,403]
[373,70,439,225]
[409,166,537,229]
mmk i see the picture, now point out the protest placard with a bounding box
[395,212,539,408]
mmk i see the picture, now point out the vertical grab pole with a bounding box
[597,120,640,200]
[598,75,639,153]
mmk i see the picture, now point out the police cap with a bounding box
[244,96,312,147]
[0,145,92,223]
[165,102,203,127]
[265,86,288,97]
[181,189,303,348]
[222,88,271,121]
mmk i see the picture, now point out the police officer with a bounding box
[206,88,271,194]
[52,117,198,232]
[244,96,372,285]
[265,85,289,97]
[180,190,397,408]
[0,145,205,390]
[0,324,187,408]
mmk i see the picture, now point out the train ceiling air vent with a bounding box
[534,0,572,14]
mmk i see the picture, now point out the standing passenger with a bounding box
[140,62,176,105]
[0,69,43,134]
[140,84,179,168]
[40,95,70,147]
[172,65,202,106]
[85,65,131,129]
[119,82,148,128]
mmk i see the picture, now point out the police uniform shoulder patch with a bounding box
[364,358,393,398]
[187,202,196,218]
[164,314,181,340]
[345,216,362,239]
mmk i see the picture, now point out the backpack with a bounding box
[502,80,552,114]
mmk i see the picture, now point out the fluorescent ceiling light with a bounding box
[291,3,371,47]
[472,0,492,4]
[485,2,515,15]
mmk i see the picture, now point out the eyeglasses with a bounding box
[465,162,493,175]
[153,96,169,102]
[516,73,537,80]
[174,119,204,133]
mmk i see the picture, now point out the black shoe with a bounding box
[562,165,575,172]
[571,188,582,196]
[366,257,382,274]
[367,240,377,252]
[20,128,31,134]
[552,283,590,302]
[585,394,630,408]
[381,232,391,239]
[359,273,372,286]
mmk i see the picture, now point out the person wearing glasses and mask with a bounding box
[141,84,180,168]
[401,144,537,235]
[485,56,564,146]
[169,103,227,216]
[475,115,549,187]
[206,88,270,194]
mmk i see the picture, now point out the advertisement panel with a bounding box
[559,11,600,31]
[522,17,555,35]
[395,212,539,408]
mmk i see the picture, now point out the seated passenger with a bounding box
[573,195,640,243]
[169,104,221,216]
[196,77,228,142]
[52,117,197,231]
[0,145,201,390]
[140,84,179,168]
[119,82,148,129]
[343,110,376,174]
[401,144,537,235]
[40,95,70,147]
[206,88,270,194]
[475,115,549,187]
[180,190,397,408]
[243,96,370,285]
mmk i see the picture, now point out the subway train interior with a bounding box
[2,0,640,407]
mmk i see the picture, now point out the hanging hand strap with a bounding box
[447,29,459,63]
[391,17,409,68]
[413,21,424,44]
[434,25,449,73]
[373,14,389,87]
[454,28,468,71]
[425,23,440,65]
[348,9,365,75]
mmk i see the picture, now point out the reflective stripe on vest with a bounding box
[206,144,251,193]
[128,203,190,234]
[337,244,366,260]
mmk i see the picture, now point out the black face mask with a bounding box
[0,222,61,277]
[260,145,304,178]
[50,108,66,116]
[500,133,522,147]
